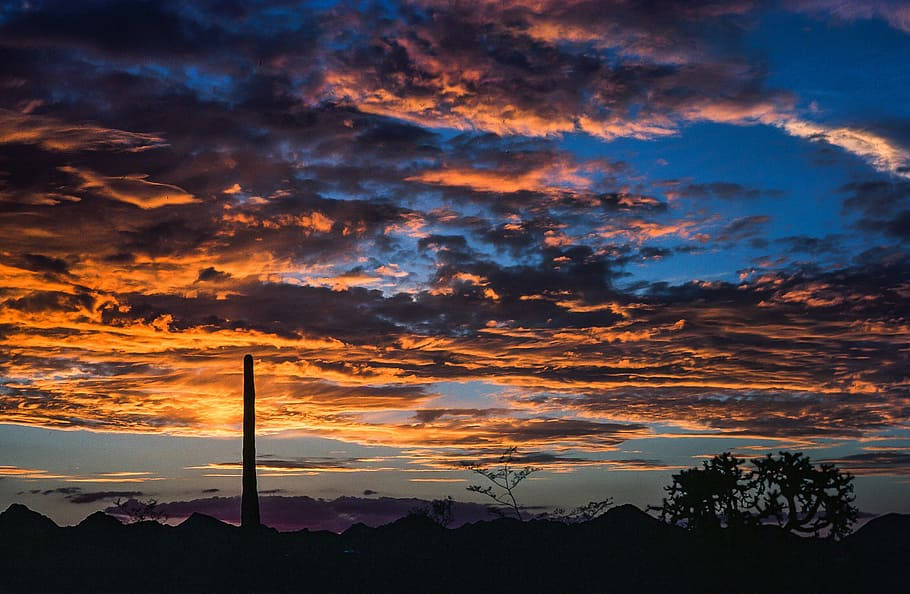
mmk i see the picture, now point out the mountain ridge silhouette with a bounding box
[1,503,907,592]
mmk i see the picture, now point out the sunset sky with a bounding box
[1,0,908,526]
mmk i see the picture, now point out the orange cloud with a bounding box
[407,158,593,194]
[60,166,198,209]
[0,109,166,152]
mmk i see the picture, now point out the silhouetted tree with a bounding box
[651,452,754,532]
[652,451,858,539]
[428,496,456,527]
[545,498,614,523]
[751,451,857,539]
[112,497,168,524]
[467,447,538,520]
[409,496,456,527]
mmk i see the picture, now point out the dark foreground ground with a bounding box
[2,503,908,593]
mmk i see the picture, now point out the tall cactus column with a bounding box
[241,354,261,529]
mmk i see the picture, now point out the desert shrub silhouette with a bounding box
[653,451,857,539]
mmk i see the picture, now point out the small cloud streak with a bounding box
[60,166,198,209]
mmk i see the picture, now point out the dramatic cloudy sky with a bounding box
[1,0,908,526]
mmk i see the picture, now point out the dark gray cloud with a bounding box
[67,490,144,504]
[195,267,232,283]
[18,487,82,496]
[777,234,846,255]
[675,182,783,201]
[529,389,909,440]
[840,180,910,240]
[20,254,72,276]
[821,452,910,476]
[717,215,771,242]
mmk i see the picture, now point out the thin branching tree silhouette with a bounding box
[466,447,538,520]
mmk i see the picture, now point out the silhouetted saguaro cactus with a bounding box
[241,354,260,529]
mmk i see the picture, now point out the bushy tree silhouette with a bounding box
[651,452,753,532]
[652,451,857,539]
[751,451,857,539]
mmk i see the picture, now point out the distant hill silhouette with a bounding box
[105,493,501,532]
[1,503,907,593]
[0,503,58,537]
